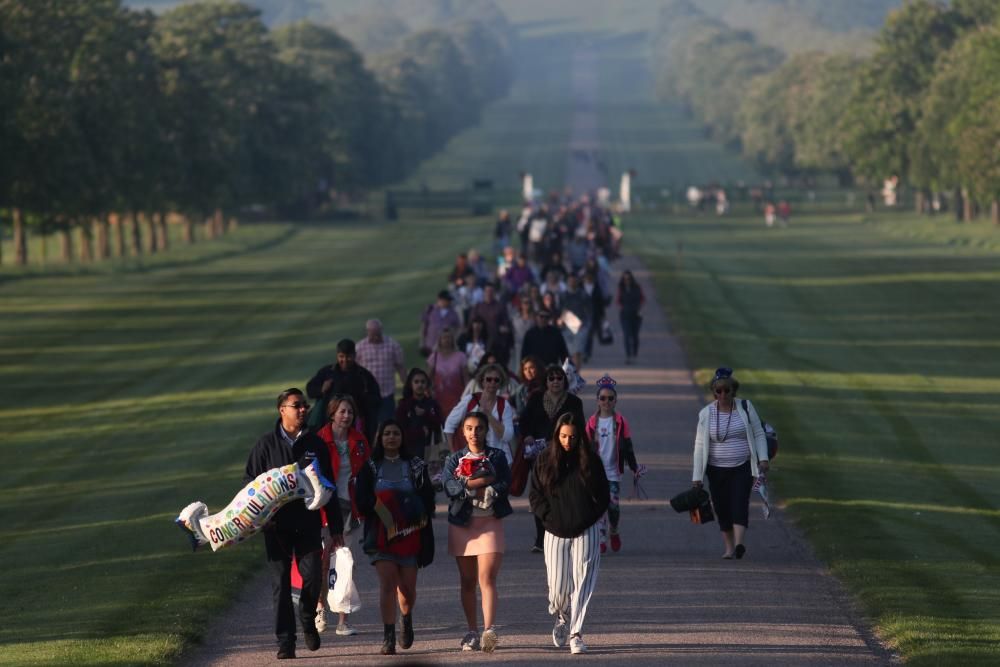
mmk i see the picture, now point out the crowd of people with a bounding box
[239,193,771,660]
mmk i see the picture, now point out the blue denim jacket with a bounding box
[442,446,513,526]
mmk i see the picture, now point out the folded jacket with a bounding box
[669,486,709,513]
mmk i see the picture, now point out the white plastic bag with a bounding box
[327,546,362,613]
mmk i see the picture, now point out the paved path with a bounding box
[184,256,892,666]
[181,47,893,667]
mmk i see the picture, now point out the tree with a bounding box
[841,0,963,189]
[921,24,1000,222]
[401,29,477,149]
[153,1,283,233]
[273,21,383,192]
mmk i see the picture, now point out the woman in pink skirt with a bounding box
[442,412,513,653]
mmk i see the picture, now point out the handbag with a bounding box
[327,546,362,613]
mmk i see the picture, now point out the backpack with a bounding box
[452,393,506,450]
[742,399,778,460]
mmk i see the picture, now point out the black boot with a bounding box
[400,613,414,649]
[381,623,396,655]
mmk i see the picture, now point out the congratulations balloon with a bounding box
[176,459,334,552]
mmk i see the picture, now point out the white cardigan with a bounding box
[692,398,769,482]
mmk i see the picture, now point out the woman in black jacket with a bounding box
[355,419,435,655]
[529,413,609,655]
[518,364,585,551]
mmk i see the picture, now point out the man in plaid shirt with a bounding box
[355,319,407,426]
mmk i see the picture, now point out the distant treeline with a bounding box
[0,0,514,265]
[652,0,1000,221]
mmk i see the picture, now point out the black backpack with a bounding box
[742,399,778,460]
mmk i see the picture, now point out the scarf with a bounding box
[543,390,568,420]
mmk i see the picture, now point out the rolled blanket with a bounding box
[175,459,335,552]
[373,489,428,542]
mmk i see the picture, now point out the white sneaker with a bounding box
[570,634,587,654]
[314,608,327,633]
[481,626,499,653]
[336,623,357,636]
[552,619,569,647]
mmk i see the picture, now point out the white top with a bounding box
[692,399,769,482]
[595,415,620,482]
[707,404,750,468]
[443,395,514,464]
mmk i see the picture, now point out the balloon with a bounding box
[176,459,334,552]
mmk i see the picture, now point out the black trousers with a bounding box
[264,527,323,645]
[620,311,641,358]
[706,461,753,531]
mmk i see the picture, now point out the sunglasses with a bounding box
[598,395,616,402]
[282,402,310,410]
[714,387,732,395]
[483,376,502,383]
[547,375,565,381]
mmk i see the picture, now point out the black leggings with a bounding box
[706,461,753,531]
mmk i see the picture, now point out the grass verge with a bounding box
[628,207,1000,665]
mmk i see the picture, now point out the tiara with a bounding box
[595,374,617,390]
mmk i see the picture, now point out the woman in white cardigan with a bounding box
[691,368,769,559]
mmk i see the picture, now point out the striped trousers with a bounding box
[543,522,601,637]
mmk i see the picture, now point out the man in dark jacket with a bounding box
[306,338,382,441]
[520,309,570,367]
[245,388,344,660]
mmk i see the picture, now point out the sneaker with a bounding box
[481,626,499,653]
[570,634,588,654]
[276,643,295,660]
[610,532,622,552]
[314,607,327,633]
[530,544,543,553]
[552,619,569,648]
[304,630,321,652]
[460,631,481,651]
[336,623,357,636]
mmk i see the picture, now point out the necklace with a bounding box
[384,454,400,463]
[715,401,734,441]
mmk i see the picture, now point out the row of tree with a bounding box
[652,0,1000,221]
[0,0,513,265]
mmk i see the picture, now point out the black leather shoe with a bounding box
[381,625,396,655]
[734,544,746,559]
[400,613,414,649]
[304,630,321,651]
[277,643,296,659]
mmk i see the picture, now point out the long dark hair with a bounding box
[371,418,411,462]
[402,367,431,399]
[535,412,594,495]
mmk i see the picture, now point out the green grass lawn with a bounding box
[628,208,1000,665]
[0,218,489,666]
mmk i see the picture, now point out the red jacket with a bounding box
[316,423,370,523]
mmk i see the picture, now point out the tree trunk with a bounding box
[204,216,216,240]
[13,208,27,265]
[227,216,239,232]
[156,212,169,250]
[112,212,126,257]
[128,213,142,257]
[963,188,975,222]
[992,200,999,226]
[143,213,158,254]
[60,224,73,263]
[182,215,195,244]
[915,190,925,215]
[78,221,93,263]
[96,216,110,260]
[213,208,225,237]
